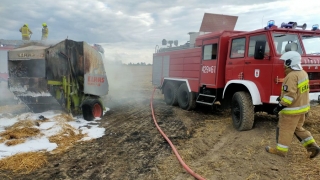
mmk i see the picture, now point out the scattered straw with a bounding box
[1,120,40,141]
[5,139,26,146]
[49,123,85,153]
[0,138,6,144]
[0,112,88,174]
[54,114,74,122]
[0,127,40,139]
[6,120,35,130]
[0,152,48,174]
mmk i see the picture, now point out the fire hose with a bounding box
[150,88,206,180]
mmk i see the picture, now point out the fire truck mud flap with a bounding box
[231,91,254,131]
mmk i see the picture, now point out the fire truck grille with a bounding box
[310,85,320,92]
[308,72,320,80]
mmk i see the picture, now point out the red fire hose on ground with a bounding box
[150,88,206,180]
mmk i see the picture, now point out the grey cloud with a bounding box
[0,0,317,64]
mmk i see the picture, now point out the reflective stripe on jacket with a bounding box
[279,69,310,115]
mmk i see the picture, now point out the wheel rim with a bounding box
[92,103,102,118]
[233,100,241,124]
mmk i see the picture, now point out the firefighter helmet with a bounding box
[280,51,302,70]
[42,23,47,27]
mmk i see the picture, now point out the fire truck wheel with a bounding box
[164,81,179,106]
[82,99,103,121]
[231,91,254,131]
[177,83,196,110]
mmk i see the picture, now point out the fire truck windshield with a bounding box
[301,35,320,55]
[272,33,303,55]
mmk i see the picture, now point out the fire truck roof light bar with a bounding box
[264,20,275,30]
[281,21,298,29]
[280,21,307,30]
[264,20,318,31]
[312,24,319,31]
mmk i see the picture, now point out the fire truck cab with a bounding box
[152,21,320,131]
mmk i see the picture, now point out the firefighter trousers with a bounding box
[277,113,316,151]
[22,36,30,40]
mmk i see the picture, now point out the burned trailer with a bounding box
[8,39,109,120]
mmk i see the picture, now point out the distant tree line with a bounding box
[126,62,152,66]
[105,60,152,66]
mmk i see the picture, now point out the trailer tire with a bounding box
[231,91,254,131]
[177,83,196,111]
[163,81,179,106]
[82,99,103,121]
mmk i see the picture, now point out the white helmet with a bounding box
[280,51,302,70]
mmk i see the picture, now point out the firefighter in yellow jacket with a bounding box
[41,23,49,40]
[266,51,320,158]
[19,24,32,40]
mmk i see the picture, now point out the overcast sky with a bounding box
[1,0,320,64]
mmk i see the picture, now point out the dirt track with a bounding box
[1,66,320,180]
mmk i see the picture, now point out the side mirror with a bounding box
[254,40,266,60]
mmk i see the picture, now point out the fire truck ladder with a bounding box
[196,93,216,105]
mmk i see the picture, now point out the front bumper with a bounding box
[309,92,320,102]
[269,92,320,104]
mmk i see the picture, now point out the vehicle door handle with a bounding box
[228,62,232,65]
[245,62,251,64]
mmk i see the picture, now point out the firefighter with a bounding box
[266,51,320,158]
[19,24,32,40]
[41,22,49,40]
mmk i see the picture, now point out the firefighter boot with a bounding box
[265,146,287,157]
[306,143,320,159]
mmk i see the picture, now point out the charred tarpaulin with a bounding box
[9,60,45,77]
[9,61,28,77]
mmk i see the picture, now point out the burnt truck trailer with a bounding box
[152,20,320,131]
[7,39,109,120]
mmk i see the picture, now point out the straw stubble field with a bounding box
[0,65,320,180]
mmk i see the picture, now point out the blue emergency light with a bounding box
[312,24,319,31]
[264,20,275,30]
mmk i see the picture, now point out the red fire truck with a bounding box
[0,44,15,82]
[152,21,320,131]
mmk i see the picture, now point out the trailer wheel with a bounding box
[82,99,103,121]
[231,91,254,131]
[163,81,179,106]
[177,83,196,110]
